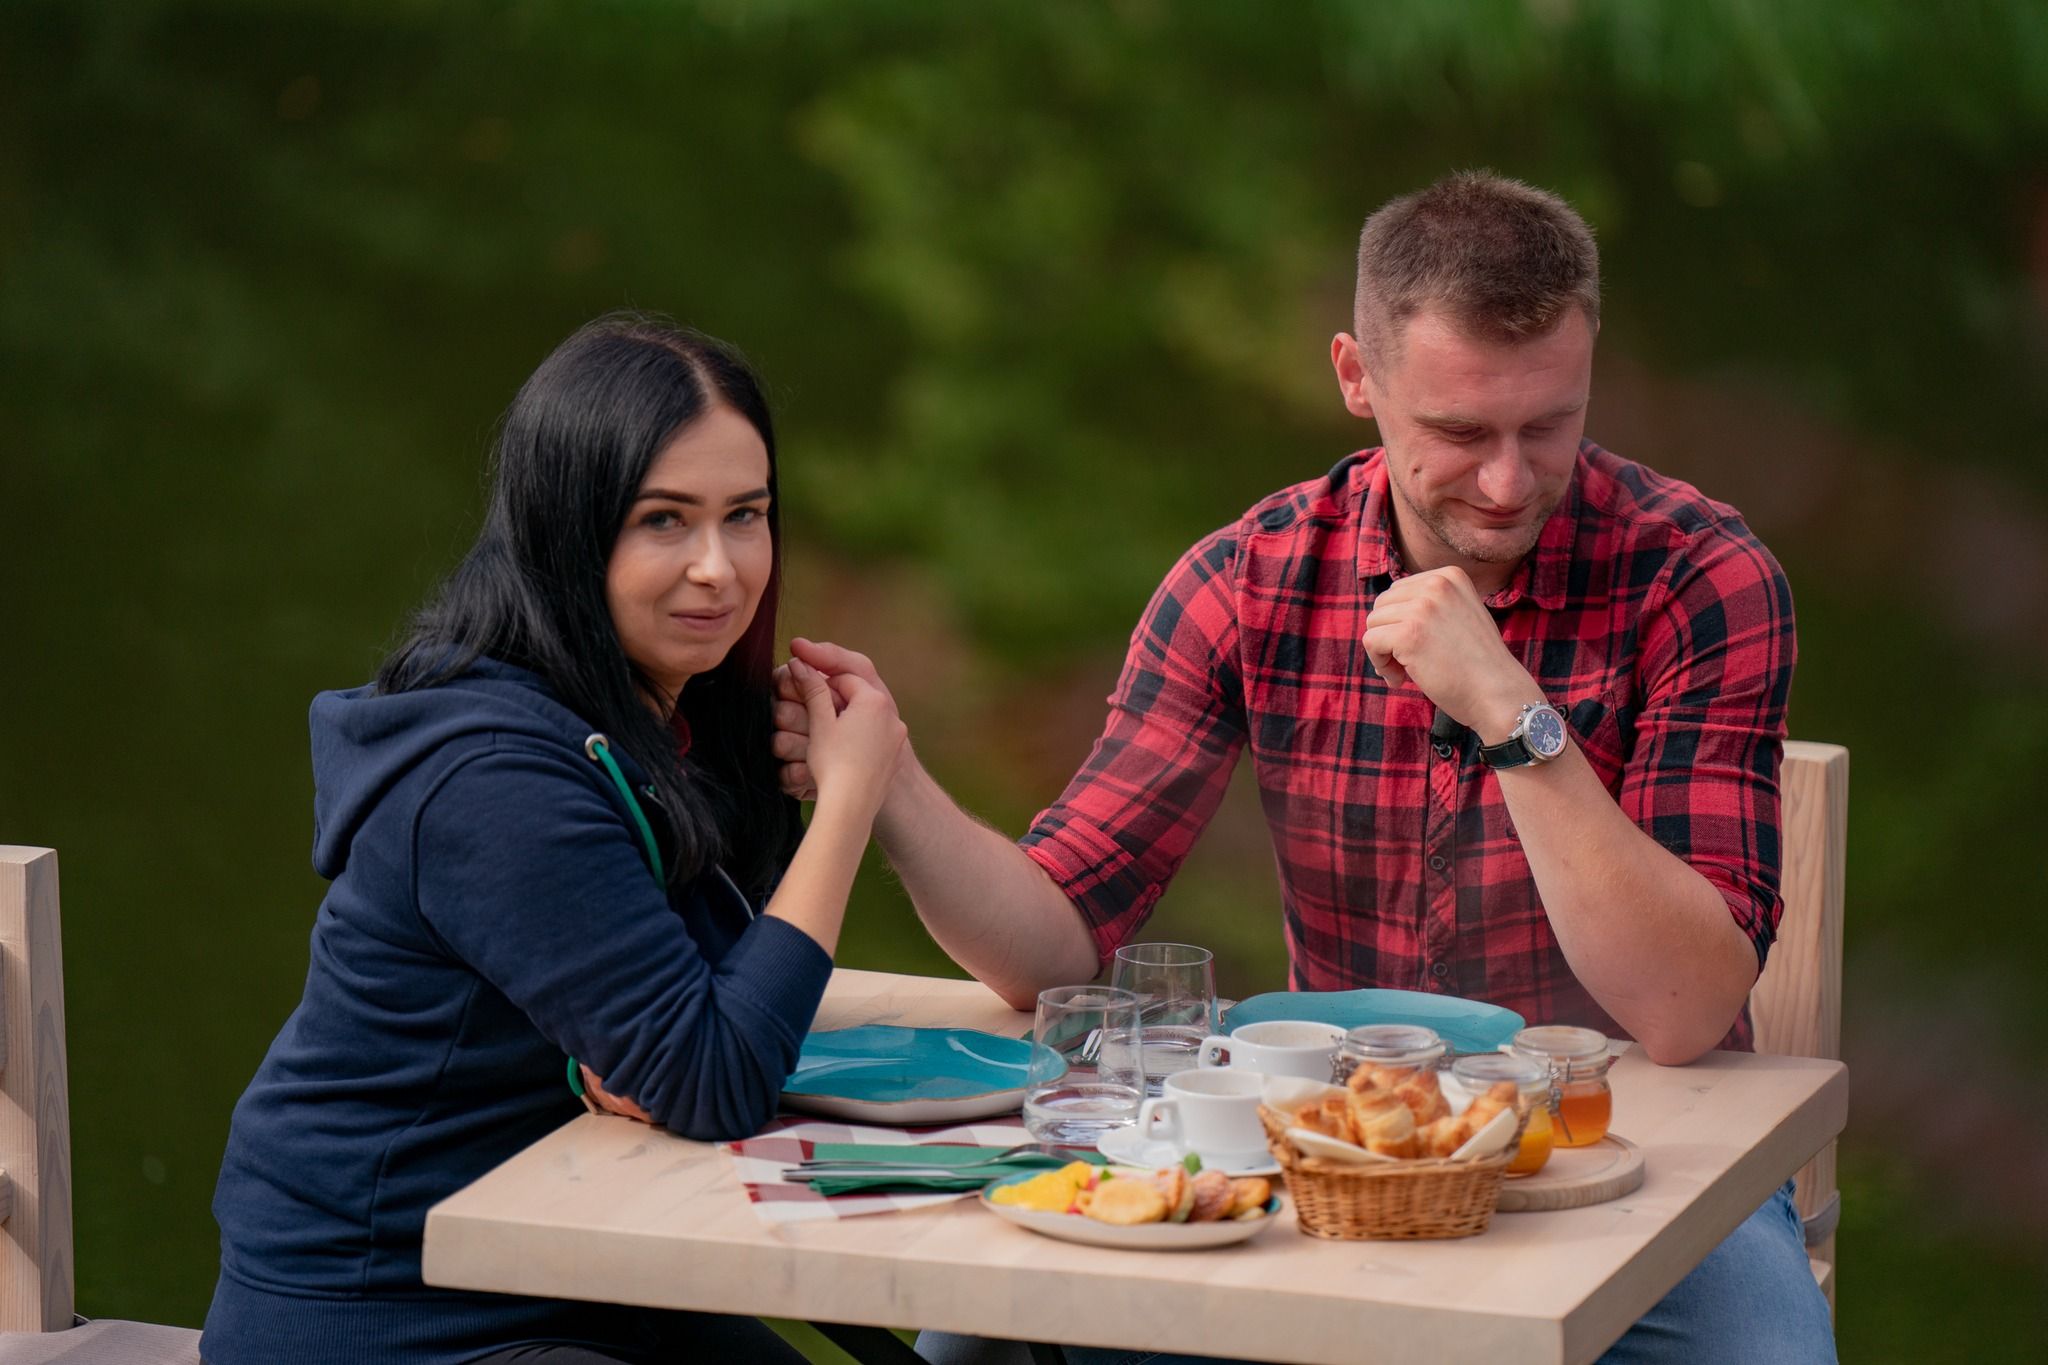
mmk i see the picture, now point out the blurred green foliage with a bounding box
[3,1,2045,1359]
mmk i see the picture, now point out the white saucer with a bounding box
[1096,1125,1280,1177]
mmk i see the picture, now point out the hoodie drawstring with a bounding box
[567,733,667,1109]
[583,733,666,883]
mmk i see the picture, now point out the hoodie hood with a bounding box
[309,657,635,880]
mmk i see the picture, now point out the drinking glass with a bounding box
[1023,985,1144,1146]
[1109,942,1219,1095]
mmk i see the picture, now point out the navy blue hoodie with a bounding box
[202,659,832,1364]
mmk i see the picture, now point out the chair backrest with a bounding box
[0,846,73,1332]
[1747,741,1848,1299]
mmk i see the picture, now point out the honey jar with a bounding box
[1449,1053,1553,1175]
[1511,1025,1614,1148]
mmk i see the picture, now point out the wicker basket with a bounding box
[1259,1104,1514,1240]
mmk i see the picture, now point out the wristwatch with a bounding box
[1477,703,1570,770]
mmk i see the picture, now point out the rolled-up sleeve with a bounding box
[1623,516,1797,974]
[1021,528,1249,966]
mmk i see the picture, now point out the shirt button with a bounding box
[1432,962,1450,979]
[1428,854,1448,872]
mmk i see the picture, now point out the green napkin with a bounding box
[802,1143,1104,1197]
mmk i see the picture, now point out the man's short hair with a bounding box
[1353,170,1600,365]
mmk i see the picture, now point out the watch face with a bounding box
[1526,706,1568,759]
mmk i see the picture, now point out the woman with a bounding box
[202,316,903,1364]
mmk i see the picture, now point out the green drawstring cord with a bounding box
[584,733,666,884]
[568,733,665,1107]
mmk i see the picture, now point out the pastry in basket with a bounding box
[1347,1061,1450,1125]
[1346,1088,1419,1158]
[1417,1113,1472,1158]
[1462,1080,1519,1133]
[1293,1093,1354,1141]
[1346,1061,1427,1093]
[1394,1074,1450,1126]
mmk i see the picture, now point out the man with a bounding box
[776,171,1833,1363]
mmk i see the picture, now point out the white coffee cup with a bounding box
[1197,1019,1345,1080]
[1133,1067,1267,1165]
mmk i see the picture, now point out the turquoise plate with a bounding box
[1222,989,1525,1055]
[782,1025,1034,1124]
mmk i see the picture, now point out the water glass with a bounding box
[1023,985,1144,1146]
[1110,942,1219,1094]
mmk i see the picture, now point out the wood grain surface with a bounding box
[0,847,74,1332]
[1749,741,1848,1305]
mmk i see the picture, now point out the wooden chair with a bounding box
[0,846,200,1360]
[1747,742,1849,1311]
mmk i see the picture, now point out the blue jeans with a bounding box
[914,1182,1835,1365]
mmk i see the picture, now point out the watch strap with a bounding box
[1476,733,1537,769]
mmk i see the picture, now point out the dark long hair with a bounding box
[378,314,799,896]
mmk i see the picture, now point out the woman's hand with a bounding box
[785,654,906,821]
[579,1065,654,1123]
[770,638,900,800]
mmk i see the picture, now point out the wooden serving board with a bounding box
[1494,1134,1644,1212]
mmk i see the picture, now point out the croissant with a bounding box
[1293,1094,1354,1143]
[1417,1113,1472,1159]
[1346,1061,1421,1094]
[1393,1074,1451,1126]
[1348,1088,1418,1158]
[1464,1080,1522,1133]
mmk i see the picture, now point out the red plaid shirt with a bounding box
[1021,444,1795,1051]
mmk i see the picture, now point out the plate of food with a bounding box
[781,1025,1034,1124]
[1223,988,1524,1055]
[980,1160,1281,1250]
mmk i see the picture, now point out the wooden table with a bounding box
[423,969,1847,1365]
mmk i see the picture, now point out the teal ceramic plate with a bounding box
[782,1025,1034,1124]
[1222,989,1525,1055]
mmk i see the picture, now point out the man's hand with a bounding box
[1362,567,1540,739]
[770,637,899,800]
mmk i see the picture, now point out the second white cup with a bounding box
[1134,1067,1268,1165]
[1197,1019,1345,1080]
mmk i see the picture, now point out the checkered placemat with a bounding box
[721,1115,1035,1224]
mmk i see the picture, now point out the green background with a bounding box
[3,1,2045,1358]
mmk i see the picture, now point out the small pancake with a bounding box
[1187,1169,1235,1223]
[1076,1178,1168,1226]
